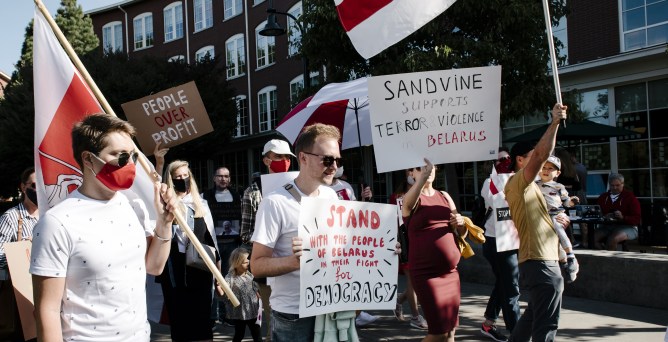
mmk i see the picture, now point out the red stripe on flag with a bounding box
[278,96,314,126]
[302,100,349,130]
[38,73,102,186]
[336,0,393,32]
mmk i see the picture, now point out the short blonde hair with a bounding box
[165,160,206,218]
[228,247,250,275]
[294,123,341,156]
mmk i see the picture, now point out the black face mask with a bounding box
[25,187,38,206]
[173,177,191,193]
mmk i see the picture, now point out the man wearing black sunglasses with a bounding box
[30,114,178,341]
[250,124,342,341]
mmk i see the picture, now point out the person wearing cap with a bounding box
[504,103,569,341]
[536,155,580,283]
[240,138,295,340]
[202,165,243,325]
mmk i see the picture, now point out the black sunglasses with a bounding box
[302,151,342,167]
[93,151,139,167]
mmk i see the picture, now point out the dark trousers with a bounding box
[510,260,564,342]
[482,237,521,333]
[233,319,262,342]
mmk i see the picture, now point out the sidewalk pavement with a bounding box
[150,279,668,341]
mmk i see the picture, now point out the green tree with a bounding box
[300,0,568,122]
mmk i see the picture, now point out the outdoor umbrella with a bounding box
[275,78,371,150]
[505,119,638,143]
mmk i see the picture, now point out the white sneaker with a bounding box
[410,315,428,330]
[355,311,378,326]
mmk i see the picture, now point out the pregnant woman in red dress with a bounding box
[402,158,465,342]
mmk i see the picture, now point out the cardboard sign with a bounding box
[298,198,398,317]
[368,66,502,172]
[121,81,214,155]
[4,241,36,340]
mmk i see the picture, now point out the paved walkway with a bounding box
[150,279,668,341]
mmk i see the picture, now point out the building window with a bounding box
[133,13,153,50]
[102,21,123,52]
[164,2,184,42]
[168,55,185,63]
[290,75,304,106]
[621,0,668,51]
[253,0,265,5]
[195,45,215,61]
[256,21,275,69]
[225,34,246,79]
[287,2,302,56]
[235,95,249,137]
[553,15,567,65]
[194,0,213,32]
[224,0,242,19]
[258,86,277,132]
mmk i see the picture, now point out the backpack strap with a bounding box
[17,217,23,241]
[284,183,302,203]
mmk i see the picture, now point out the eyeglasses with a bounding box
[214,175,230,178]
[92,151,139,167]
[302,151,342,167]
[412,167,422,172]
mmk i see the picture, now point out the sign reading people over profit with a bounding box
[368,66,502,172]
[298,197,398,317]
[121,81,214,155]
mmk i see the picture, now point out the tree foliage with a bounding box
[0,1,236,198]
[300,0,568,122]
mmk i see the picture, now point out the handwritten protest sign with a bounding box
[298,197,398,317]
[121,81,214,155]
[368,66,502,172]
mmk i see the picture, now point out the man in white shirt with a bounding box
[251,124,341,342]
[30,114,177,342]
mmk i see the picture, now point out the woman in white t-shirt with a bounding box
[160,160,220,342]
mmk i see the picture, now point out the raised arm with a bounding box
[523,104,567,183]
[401,158,432,218]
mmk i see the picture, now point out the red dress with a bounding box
[404,191,461,334]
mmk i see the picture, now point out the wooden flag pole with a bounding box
[541,0,566,127]
[33,0,239,307]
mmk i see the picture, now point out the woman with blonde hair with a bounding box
[159,160,220,342]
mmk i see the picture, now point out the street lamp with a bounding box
[259,1,310,93]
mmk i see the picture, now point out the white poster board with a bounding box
[368,66,502,172]
[261,172,299,197]
[298,198,398,317]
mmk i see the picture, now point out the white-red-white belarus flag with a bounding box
[33,8,157,221]
[335,0,457,59]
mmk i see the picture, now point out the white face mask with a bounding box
[334,166,344,178]
[406,175,415,185]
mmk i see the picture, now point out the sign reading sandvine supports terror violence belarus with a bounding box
[298,197,398,317]
[369,66,502,172]
[121,81,214,155]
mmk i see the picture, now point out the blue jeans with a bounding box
[271,310,315,342]
[510,260,564,342]
[483,236,521,332]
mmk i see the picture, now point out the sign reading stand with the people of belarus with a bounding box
[121,81,214,155]
[369,66,502,172]
[298,198,398,317]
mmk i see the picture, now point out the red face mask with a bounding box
[269,159,290,173]
[91,153,137,191]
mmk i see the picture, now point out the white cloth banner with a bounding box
[298,198,398,317]
[368,66,502,172]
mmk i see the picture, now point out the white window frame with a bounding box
[255,21,276,69]
[195,45,215,61]
[168,55,185,63]
[102,21,123,53]
[194,0,213,32]
[133,12,154,50]
[620,0,668,51]
[225,34,246,79]
[258,86,277,132]
[224,0,243,20]
[289,75,304,106]
[287,2,302,56]
[234,95,249,137]
[164,2,184,42]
